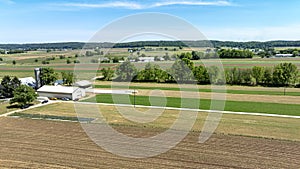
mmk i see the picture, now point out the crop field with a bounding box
[1,102,299,168]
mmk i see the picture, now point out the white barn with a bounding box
[37,85,85,100]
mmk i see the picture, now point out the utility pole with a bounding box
[133,88,136,108]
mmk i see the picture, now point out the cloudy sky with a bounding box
[1,0,300,43]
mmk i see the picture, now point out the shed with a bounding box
[74,80,92,89]
[37,85,85,100]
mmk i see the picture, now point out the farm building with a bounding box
[74,80,92,89]
[275,54,293,57]
[37,85,85,100]
[138,57,155,62]
[19,77,36,88]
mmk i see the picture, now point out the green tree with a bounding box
[66,59,71,64]
[137,63,162,82]
[10,85,37,107]
[252,66,265,85]
[12,60,16,65]
[170,59,194,82]
[193,65,209,84]
[101,68,115,81]
[178,52,192,60]
[61,72,75,86]
[273,63,298,87]
[0,76,20,98]
[116,61,137,81]
[208,66,226,85]
[41,67,58,85]
[292,50,299,57]
[262,67,273,86]
[112,57,119,63]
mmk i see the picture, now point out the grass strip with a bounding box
[83,94,300,116]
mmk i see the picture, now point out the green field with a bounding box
[94,84,300,96]
[83,94,300,116]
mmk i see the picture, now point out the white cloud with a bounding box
[201,25,300,41]
[62,2,143,10]
[57,0,233,10]
[0,0,15,4]
[152,0,232,8]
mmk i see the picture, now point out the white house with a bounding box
[37,85,85,100]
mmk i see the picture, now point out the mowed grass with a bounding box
[0,101,19,115]
[83,94,300,116]
[15,102,300,141]
[94,85,300,96]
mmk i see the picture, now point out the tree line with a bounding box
[101,57,299,87]
[2,40,300,50]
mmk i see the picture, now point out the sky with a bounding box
[1,0,300,43]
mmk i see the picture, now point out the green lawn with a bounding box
[94,85,300,96]
[83,94,300,116]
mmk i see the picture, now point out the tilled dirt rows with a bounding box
[0,117,299,169]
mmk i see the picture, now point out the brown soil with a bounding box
[0,117,299,169]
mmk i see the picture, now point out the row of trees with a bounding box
[226,63,299,87]
[218,49,254,59]
[102,58,299,87]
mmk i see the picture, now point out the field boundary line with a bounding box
[0,101,57,117]
[76,102,300,119]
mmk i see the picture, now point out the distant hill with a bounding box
[1,40,300,50]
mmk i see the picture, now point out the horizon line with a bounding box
[1,39,300,45]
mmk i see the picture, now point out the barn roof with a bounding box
[37,85,79,94]
[74,80,92,87]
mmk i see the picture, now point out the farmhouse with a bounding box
[37,85,85,100]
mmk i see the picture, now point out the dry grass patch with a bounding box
[19,103,300,141]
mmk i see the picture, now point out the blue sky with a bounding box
[1,0,300,43]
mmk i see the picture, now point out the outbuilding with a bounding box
[74,80,92,89]
[19,77,36,88]
[37,85,85,100]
